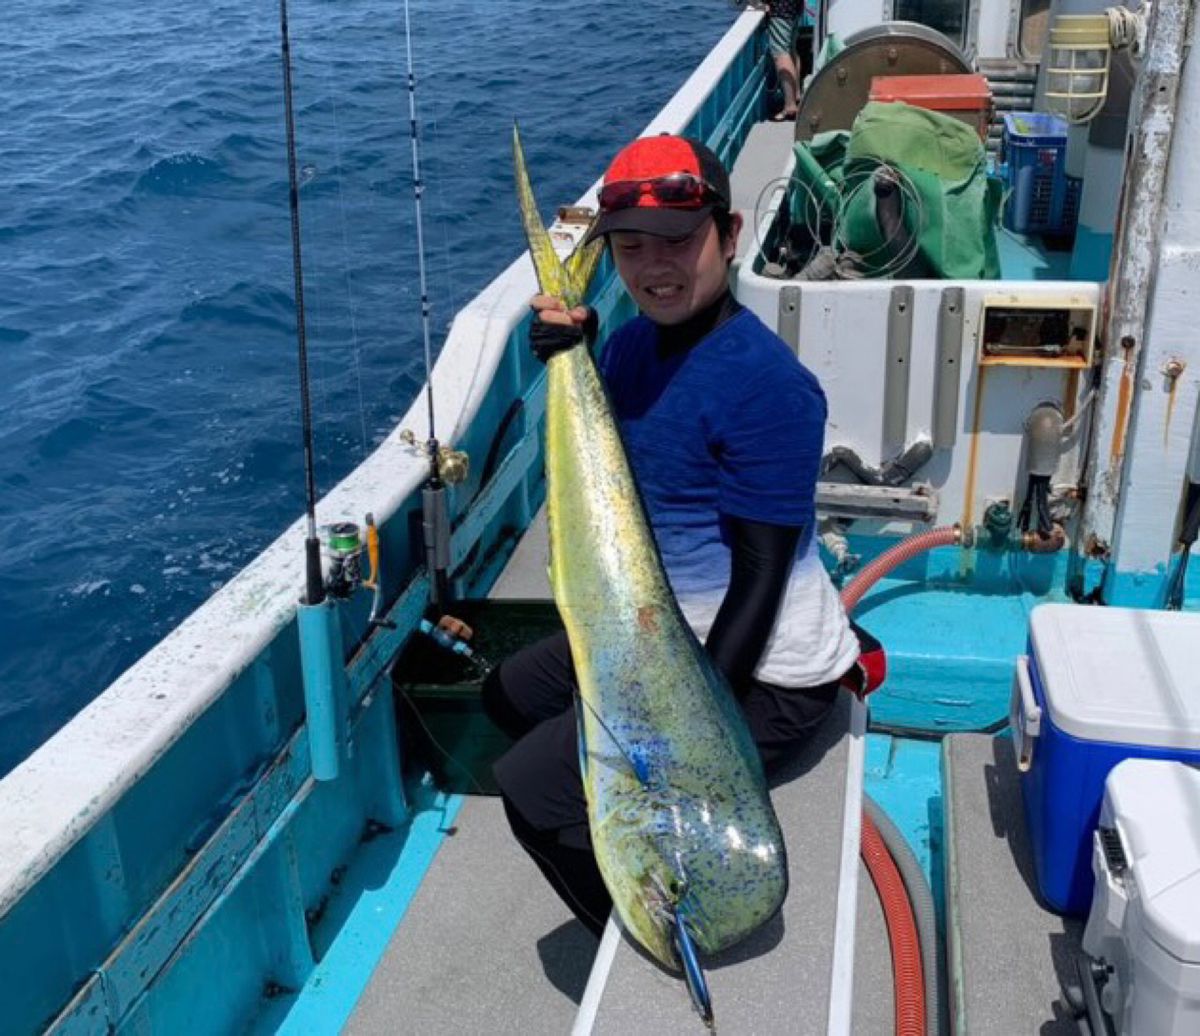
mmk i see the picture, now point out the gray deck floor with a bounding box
[943,734,1084,1034]
[345,794,598,1034]
[731,119,797,270]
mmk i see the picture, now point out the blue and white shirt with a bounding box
[599,307,858,687]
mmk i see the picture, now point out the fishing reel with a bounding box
[323,521,365,599]
[319,514,394,627]
[398,429,470,486]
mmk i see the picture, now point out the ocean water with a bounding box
[0,0,739,776]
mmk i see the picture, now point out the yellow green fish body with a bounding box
[514,125,787,969]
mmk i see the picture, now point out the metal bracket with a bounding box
[779,285,802,352]
[883,286,914,448]
[933,286,965,448]
[815,481,938,521]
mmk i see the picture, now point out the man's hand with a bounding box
[529,295,598,363]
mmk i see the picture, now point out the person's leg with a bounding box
[484,636,610,933]
[502,794,611,939]
[481,630,575,739]
[738,623,885,772]
[767,15,800,119]
[492,706,612,936]
[739,675,839,775]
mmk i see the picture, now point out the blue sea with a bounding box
[0,0,739,776]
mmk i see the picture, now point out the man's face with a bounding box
[609,212,742,326]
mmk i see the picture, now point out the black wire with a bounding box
[1018,475,1053,537]
[1165,552,1190,611]
[279,0,324,604]
[1166,481,1200,610]
[1036,482,1053,536]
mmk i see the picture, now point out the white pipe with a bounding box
[826,695,867,1036]
[573,915,622,1035]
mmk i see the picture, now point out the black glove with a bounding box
[529,308,598,364]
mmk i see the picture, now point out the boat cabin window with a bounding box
[1018,0,1052,59]
[891,0,967,46]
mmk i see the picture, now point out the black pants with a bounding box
[481,631,841,937]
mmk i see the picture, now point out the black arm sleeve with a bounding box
[704,515,802,692]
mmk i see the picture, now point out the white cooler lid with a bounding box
[1105,759,1200,964]
[1029,604,1200,747]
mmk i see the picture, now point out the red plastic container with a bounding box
[868,74,994,141]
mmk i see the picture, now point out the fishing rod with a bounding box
[278,2,395,623]
[279,0,366,782]
[401,0,457,612]
[280,0,324,609]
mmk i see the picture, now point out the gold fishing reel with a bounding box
[398,429,470,485]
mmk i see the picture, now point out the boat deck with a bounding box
[346,793,594,1033]
[943,733,1085,1034]
[729,119,798,269]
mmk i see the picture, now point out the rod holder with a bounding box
[297,598,349,781]
[422,482,452,609]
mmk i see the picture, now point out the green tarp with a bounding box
[788,101,1003,279]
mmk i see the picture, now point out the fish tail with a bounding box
[512,121,602,307]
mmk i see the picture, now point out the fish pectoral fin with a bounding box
[574,695,590,782]
[575,694,654,787]
[512,121,600,308]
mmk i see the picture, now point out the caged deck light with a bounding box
[1044,5,1149,123]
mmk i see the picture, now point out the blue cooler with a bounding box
[1010,604,1200,915]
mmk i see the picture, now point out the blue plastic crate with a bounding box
[1001,112,1071,234]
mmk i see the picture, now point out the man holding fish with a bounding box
[484,134,865,946]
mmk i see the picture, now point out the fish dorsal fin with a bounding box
[512,121,603,308]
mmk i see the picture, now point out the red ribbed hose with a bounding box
[839,525,961,613]
[840,525,959,1036]
[861,811,927,1036]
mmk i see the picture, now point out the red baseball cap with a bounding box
[584,135,732,244]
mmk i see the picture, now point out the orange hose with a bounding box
[839,525,961,613]
[861,812,927,1036]
[840,526,960,1035]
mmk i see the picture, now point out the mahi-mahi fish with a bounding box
[512,124,788,1002]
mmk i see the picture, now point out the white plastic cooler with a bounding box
[1082,759,1200,1035]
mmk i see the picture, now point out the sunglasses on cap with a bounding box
[597,173,725,213]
